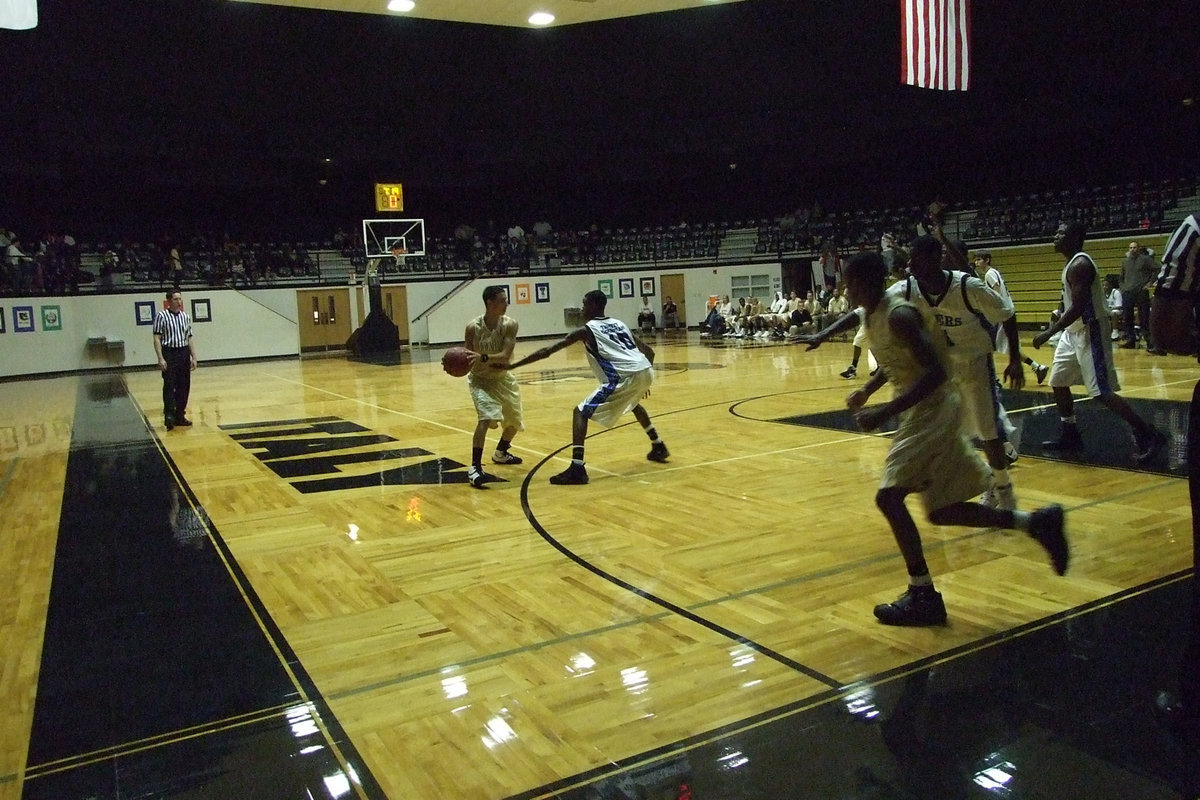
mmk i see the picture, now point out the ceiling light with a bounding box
[387,0,414,12]
[528,11,554,26]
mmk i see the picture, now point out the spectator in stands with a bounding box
[6,234,32,293]
[880,233,908,277]
[718,295,738,336]
[1104,274,1124,339]
[1119,240,1161,351]
[701,299,726,338]
[786,290,816,337]
[637,296,657,333]
[741,296,763,337]
[779,291,802,335]
[100,248,118,292]
[168,245,184,285]
[758,291,788,339]
[384,241,406,276]
[820,248,842,288]
[662,295,680,330]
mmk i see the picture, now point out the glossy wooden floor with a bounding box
[1,332,1195,799]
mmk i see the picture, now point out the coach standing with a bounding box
[152,289,197,430]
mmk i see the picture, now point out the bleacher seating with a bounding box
[5,175,1196,299]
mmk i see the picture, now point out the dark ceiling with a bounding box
[1,0,1195,237]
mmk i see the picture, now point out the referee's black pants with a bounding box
[161,347,191,423]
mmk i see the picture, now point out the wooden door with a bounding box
[296,289,353,352]
[380,285,411,344]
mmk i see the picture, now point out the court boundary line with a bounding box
[122,383,387,800]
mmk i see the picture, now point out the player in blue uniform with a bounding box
[498,289,669,485]
[1032,222,1165,461]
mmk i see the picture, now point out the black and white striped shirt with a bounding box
[153,308,192,348]
[1155,214,1200,298]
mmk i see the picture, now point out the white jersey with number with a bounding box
[895,271,1013,359]
[578,316,654,427]
[584,317,651,380]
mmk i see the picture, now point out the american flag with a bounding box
[901,0,971,91]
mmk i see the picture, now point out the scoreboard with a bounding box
[374,183,404,212]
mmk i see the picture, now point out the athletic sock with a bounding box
[1007,510,1032,531]
[472,446,483,469]
[643,424,661,443]
[909,573,934,588]
[497,438,512,452]
[571,445,584,464]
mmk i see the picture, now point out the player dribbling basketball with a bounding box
[464,285,524,488]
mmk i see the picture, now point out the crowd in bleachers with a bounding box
[91,237,324,288]
[1,229,87,295]
[699,285,855,342]
[3,175,1195,297]
[0,227,344,296]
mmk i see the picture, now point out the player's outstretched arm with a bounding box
[496,327,586,370]
[798,308,860,350]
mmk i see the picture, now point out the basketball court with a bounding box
[2,333,1197,799]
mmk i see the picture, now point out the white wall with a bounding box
[410,262,782,344]
[0,263,780,378]
[0,288,300,378]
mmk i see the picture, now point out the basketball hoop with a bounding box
[362,219,426,260]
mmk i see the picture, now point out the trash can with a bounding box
[564,307,584,328]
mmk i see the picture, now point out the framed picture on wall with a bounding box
[514,283,531,304]
[40,305,62,331]
[0,307,5,334]
[618,278,634,298]
[535,282,550,303]
[13,306,34,333]
[192,298,211,323]
[135,301,156,326]
[598,279,614,299]
[640,277,656,297]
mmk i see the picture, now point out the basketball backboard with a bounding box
[362,218,426,258]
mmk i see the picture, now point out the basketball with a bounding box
[441,346,475,377]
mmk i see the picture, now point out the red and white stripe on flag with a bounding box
[0,0,38,30]
[901,0,971,91]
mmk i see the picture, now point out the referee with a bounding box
[152,289,197,430]
[1151,213,1200,730]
